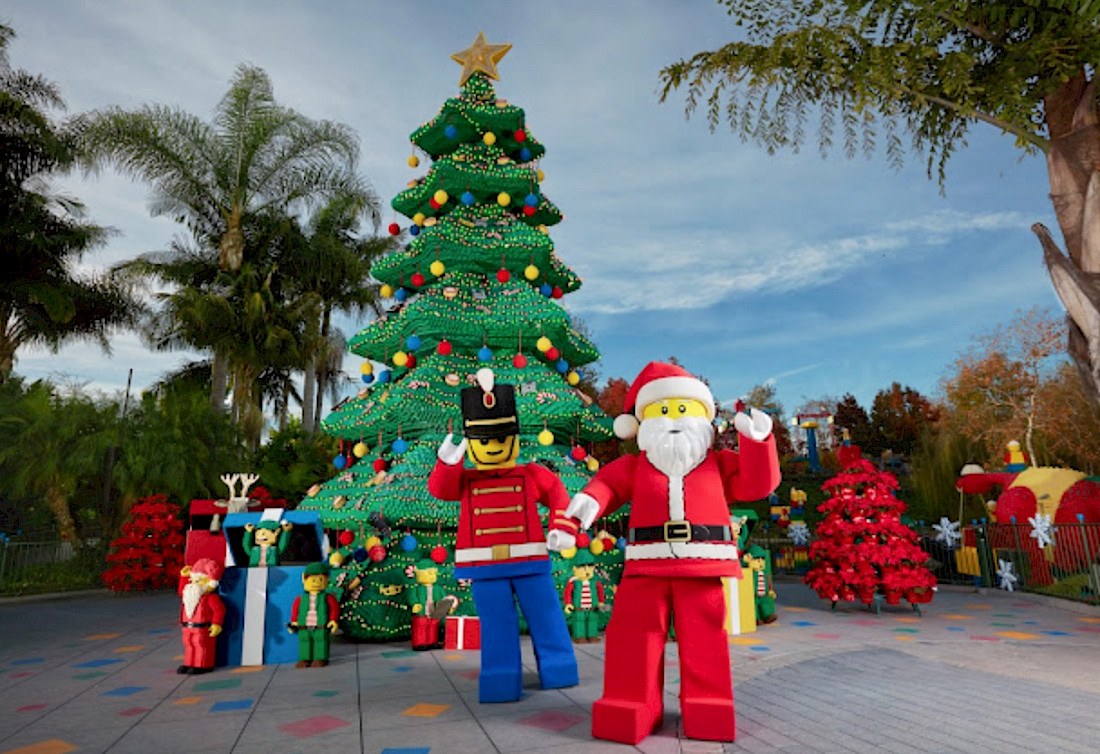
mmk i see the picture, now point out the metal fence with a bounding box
[0,540,83,595]
[749,522,1100,606]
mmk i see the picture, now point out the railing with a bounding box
[0,539,99,596]
[750,522,1100,606]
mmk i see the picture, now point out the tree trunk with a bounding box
[210,348,229,414]
[1039,75,1100,405]
[313,305,334,434]
[302,362,317,433]
[45,479,81,546]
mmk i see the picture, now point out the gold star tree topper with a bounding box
[451,32,512,86]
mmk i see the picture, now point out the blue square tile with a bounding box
[103,686,148,697]
[75,658,123,668]
[11,658,44,665]
[392,666,414,673]
[210,698,253,713]
[790,621,817,626]
[1040,630,1071,636]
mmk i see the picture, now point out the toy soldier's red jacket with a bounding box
[428,461,576,575]
[574,436,780,579]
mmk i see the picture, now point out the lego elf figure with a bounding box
[563,549,607,643]
[407,559,459,650]
[242,519,292,566]
[429,367,579,703]
[177,558,225,675]
[551,361,781,744]
[289,562,339,667]
[743,544,777,625]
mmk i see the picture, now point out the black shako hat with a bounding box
[461,368,519,440]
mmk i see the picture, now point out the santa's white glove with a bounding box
[437,433,467,466]
[565,492,600,530]
[545,529,576,552]
[734,408,773,442]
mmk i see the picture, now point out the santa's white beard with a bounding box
[637,415,714,477]
[182,581,203,619]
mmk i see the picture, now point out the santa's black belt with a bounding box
[628,522,732,544]
[181,622,212,628]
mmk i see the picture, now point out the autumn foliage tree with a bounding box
[102,495,185,592]
[942,308,1100,472]
[868,383,939,457]
[804,460,936,607]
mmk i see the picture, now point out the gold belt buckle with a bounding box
[663,520,692,543]
[491,544,512,560]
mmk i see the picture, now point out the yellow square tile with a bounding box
[940,614,974,620]
[83,633,122,641]
[231,666,265,673]
[173,697,203,706]
[1079,617,1100,623]
[894,617,922,623]
[444,653,464,661]
[114,645,145,653]
[780,606,808,612]
[894,635,917,641]
[995,631,1039,640]
[402,703,451,717]
[730,637,763,645]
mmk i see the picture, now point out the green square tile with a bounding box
[313,690,341,697]
[193,677,242,692]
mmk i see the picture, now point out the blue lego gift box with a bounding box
[216,509,329,667]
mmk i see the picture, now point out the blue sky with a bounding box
[6,1,1063,421]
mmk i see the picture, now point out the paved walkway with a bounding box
[1,581,1099,754]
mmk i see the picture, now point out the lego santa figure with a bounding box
[550,361,781,744]
[428,368,579,703]
[177,558,226,675]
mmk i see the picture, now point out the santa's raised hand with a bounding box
[734,408,772,441]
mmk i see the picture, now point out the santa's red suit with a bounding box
[556,361,781,745]
[178,569,226,671]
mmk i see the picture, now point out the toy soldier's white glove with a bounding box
[545,529,576,552]
[437,433,467,465]
[565,492,600,530]
[734,408,773,442]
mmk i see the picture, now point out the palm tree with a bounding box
[290,193,392,433]
[0,23,138,381]
[78,64,371,412]
[0,379,113,545]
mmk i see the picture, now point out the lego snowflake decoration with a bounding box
[787,521,810,546]
[996,559,1018,592]
[1028,513,1054,549]
[932,517,961,547]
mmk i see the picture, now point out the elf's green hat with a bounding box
[415,559,439,571]
[304,561,330,576]
[256,519,281,530]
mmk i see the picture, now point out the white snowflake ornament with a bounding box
[996,559,1018,592]
[788,521,810,546]
[1028,513,1054,549]
[932,517,961,547]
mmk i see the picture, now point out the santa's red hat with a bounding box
[613,361,715,439]
[190,558,224,583]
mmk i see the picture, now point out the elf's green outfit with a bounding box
[290,562,339,666]
[563,550,606,643]
[243,520,290,566]
[745,544,777,624]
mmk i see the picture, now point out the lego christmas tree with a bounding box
[103,494,185,592]
[298,34,618,641]
[804,460,936,607]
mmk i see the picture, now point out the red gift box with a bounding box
[444,616,481,650]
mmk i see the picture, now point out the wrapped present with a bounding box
[444,616,481,650]
[722,572,756,636]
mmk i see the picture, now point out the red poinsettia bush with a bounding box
[804,460,936,606]
[103,495,186,592]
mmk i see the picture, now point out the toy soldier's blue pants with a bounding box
[470,568,578,703]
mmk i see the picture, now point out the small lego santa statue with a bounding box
[549,361,781,744]
[177,558,225,675]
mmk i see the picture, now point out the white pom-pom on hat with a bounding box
[614,413,640,440]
